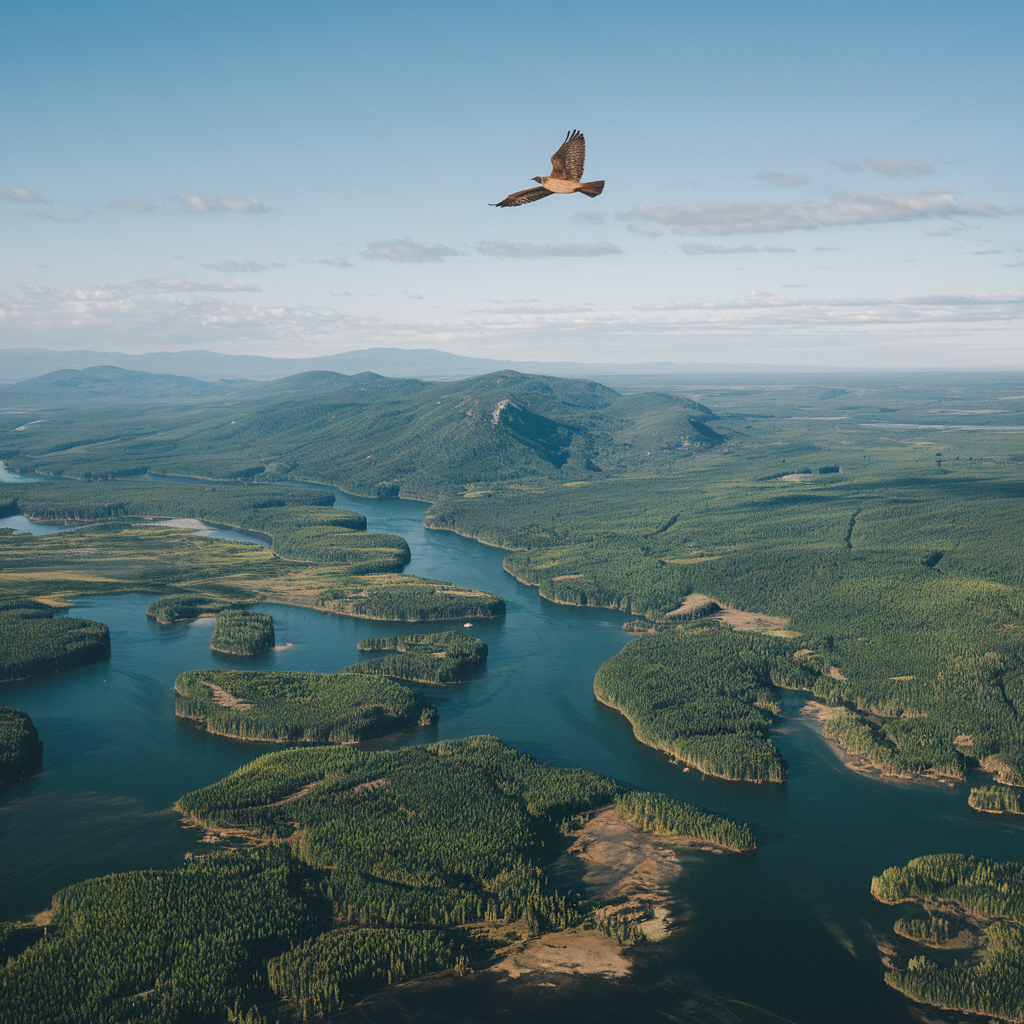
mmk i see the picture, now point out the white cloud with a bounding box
[679,243,796,255]
[571,211,606,225]
[5,281,1022,367]
[2,186,50,203]
[476,241,623,259]
[313,257,353,267]
[756,172,812,187]
[200,260,289,273]
[864,158,934,176]
[1004,258,1024,267]
[619,190,1024,236]
[405,291,424,299]
[177,194,267,214]
[360,238,462,262]
[829,160,860,172]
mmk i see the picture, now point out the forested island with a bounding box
[0,705,43,789]
[174,668,436,743]
[210,609,276,655]
[0,736,752,1023]
[872,854,1024,1021]
[351,631,487,683]
[0,599,110,683]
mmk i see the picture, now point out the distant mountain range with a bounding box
[0,346,839,384]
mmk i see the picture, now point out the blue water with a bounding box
[2,476,1023,1023]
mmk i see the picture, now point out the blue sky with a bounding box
[2,0,1022,367]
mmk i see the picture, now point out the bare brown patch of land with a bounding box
[490,807,687,980]
[711,606,790,631]
[664,593,720,619]
[551,574,586,581]
[199,679,252,711]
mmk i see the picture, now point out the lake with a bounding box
[2,475,1022,1023]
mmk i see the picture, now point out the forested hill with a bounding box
[1,367,722,495]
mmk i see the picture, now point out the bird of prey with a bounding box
[491,130,605,207]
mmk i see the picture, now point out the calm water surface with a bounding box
[2,477,1023,1023]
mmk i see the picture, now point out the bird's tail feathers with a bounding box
[577,180,605,197]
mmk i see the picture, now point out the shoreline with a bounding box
[594,690,782,787]
[798,702,963,786]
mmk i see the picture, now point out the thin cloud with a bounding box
[619,190,1024,236]
[829,160,860,172]
[571,211,606,225]
[1005,258,1024,267]
[2,186,51,203]
[476,241,623,259]
[360,238,462,262]
[331,290,353,297]
[627,223,663,238]
[679,243,796,255]
[23,211,78,223]
[200,260,289,273]
[864,159,934,177]
[313,257,353,267]
[107,199,154,213]
[405,291,424,300]
[756,172,812,187]
[4,282,1024,362]
[129,279,262,293]
[177,194,267,214]
[813,246,844,251]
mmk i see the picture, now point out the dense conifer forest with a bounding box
[0,705,43,788]
[872,854,1024,1019]
[174,669,435,743]
[0,737,752,1021]
[0,599,110,683]
[211,610,276,655]
[350,631,487,683]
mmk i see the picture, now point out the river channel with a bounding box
[2,474,1023,1023]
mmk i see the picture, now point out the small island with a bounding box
[0,705,43,789]
[969,784,1024,815]
[350,630,487,683]
[174,668,437,743]
[0,599,110,684]
[872,853,1024,1022]
[210,609,275,655]
[146,594,234,624]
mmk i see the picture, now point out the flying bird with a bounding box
[491,130,605,207]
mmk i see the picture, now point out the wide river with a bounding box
[2,476,1022,1023]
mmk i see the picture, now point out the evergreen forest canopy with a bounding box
[0,736,752,1023]
[211,609,276,656]
[174,668,436,743]
[0,599,110,684]
[0,704,43,789]
[872,854,1024,1020]
[351,631,488,684]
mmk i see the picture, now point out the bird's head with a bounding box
[532,176,544,184]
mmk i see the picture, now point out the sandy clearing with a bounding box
[200,680,252,711]
[664,593,720,619]
[491,807,686,980]
[711,606,790,631]
[551,574,586,581]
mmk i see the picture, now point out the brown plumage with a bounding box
[491,130,605,207]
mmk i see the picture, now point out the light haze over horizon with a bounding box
[2,0,1022,370]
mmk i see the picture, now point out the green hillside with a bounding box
[1,368,722,494]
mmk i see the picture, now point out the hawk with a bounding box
[491,130,605,207]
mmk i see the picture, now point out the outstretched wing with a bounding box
[490,186,554,208]
[550,130,585,182]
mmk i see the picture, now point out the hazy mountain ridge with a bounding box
[1,367,723,495]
